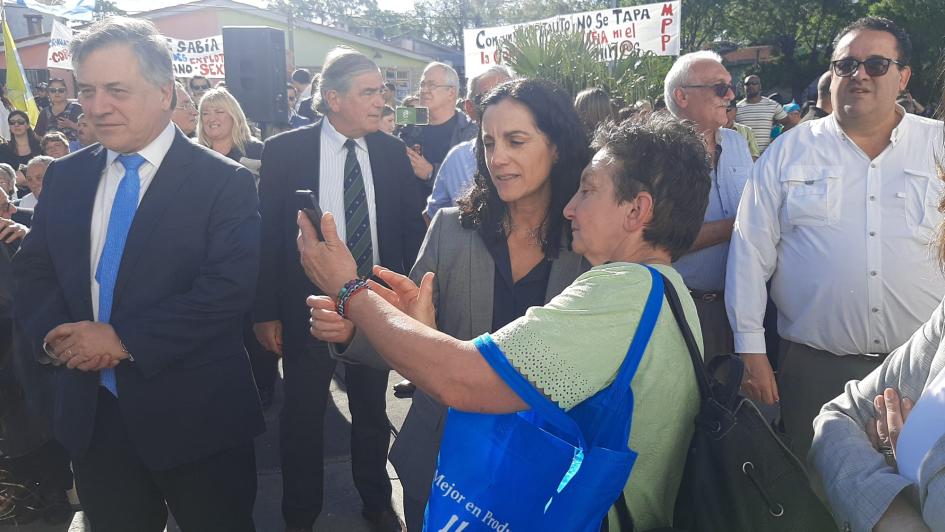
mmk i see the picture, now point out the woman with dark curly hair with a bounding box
[312,78,590,530]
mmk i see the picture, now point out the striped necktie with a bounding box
[343,139,373,278]
[96,153,146,396]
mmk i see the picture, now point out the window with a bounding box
[385,69,411,102]
[25,15,43,37]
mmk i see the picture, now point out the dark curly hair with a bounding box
[458,78,590,258]
[591,113,711,261]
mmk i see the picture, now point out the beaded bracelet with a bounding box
[336,277,371,319]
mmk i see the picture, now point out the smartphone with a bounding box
[395,106,430,126]
[295,189,325,241]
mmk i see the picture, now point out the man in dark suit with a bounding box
[254,47,425,532]
[12,17,263,532]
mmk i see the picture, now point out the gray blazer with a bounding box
[810,297,945,532]
[329,207,587,511]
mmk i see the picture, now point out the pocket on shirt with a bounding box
[780,166,841,226]
[720,165,751,217]
[902,168,943,239]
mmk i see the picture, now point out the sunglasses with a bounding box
[47,87,67,94]
[682,82,735,98]
[831,57,904,78]
[192,85,210,91]
[8,119,26,126]
[744,80,760,86]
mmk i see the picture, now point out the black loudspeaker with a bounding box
[222,26,288,124]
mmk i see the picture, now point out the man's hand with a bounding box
[866,387,914,462]
[739,353,779,404]
[253,320,284,356]
[0,218,27,243]
[307,296,355,344]
[406,147,434,180]
[369,266,436,328]
[296,210,357,297]
[57,117,78,130]
[44,321,127,371]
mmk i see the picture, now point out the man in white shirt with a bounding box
[15,155,51,210]
[665,51,753,361]
[726,17,945,458]
[736,75,790,153]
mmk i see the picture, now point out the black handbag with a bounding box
[656,275,838,532]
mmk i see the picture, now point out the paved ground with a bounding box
[5,364,413,532]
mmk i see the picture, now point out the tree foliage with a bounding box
[270,0,945,104]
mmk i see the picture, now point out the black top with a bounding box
[36,101,83,141]
[225,137,264,162]
[484,231,552,332]
[0,143,42,172]
[415,113,458,167]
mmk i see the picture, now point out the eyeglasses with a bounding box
[175,102,197,112]
[681,82,735,98]
[8,120,26,126]
[418,82,454,92]
[831,57,904,78]
[47,87,67,94]
[191,85,210,92]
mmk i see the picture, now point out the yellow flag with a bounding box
[3,19,40,126]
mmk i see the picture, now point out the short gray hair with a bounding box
[26,155,53,173]
[315,47,380,115]
[0,163,15,190]
[663,50,724,117]
[424,62,459,90]
[70,17,174,104]
[467,65,514,99]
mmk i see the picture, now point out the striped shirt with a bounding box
[318,117,380,265]
[736,97,786,153]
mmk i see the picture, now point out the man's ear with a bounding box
[898,66,912,92]
[463,99,476,120]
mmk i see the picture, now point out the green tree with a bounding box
[868,0,945,107]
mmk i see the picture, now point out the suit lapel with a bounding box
[469,231,494,335]
[365,131,394,255]
[114,130,194,297]
[308,120,323,194]
[545,249,585,303]
[70,146,107,320]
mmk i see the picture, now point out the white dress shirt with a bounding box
[726,110,945,355]
[90,121,176,320]
[318,117,380,265]
[17,192,37,209]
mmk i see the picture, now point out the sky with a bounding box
[115,0,415,15]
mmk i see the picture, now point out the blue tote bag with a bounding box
[424,266,665,532]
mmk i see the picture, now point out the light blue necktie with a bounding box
[96,153,145,396]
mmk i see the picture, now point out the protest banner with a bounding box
[46,26,226,79]
[463,0,681,78]
[47,20,73,70]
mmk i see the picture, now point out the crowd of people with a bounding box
[0,11,942,532]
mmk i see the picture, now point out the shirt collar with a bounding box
[106,121,176,170]
[322,116,368,154]
[830,104,907,145]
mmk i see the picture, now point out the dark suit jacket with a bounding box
[12,127,265,470]
[255,119,426,343]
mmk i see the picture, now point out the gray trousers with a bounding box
[778,340,884,460]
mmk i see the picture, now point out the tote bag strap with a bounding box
[659,274,712,400]
[475,336,582,439]
[603,266,664,404]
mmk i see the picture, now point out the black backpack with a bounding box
[610,276,838,532]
